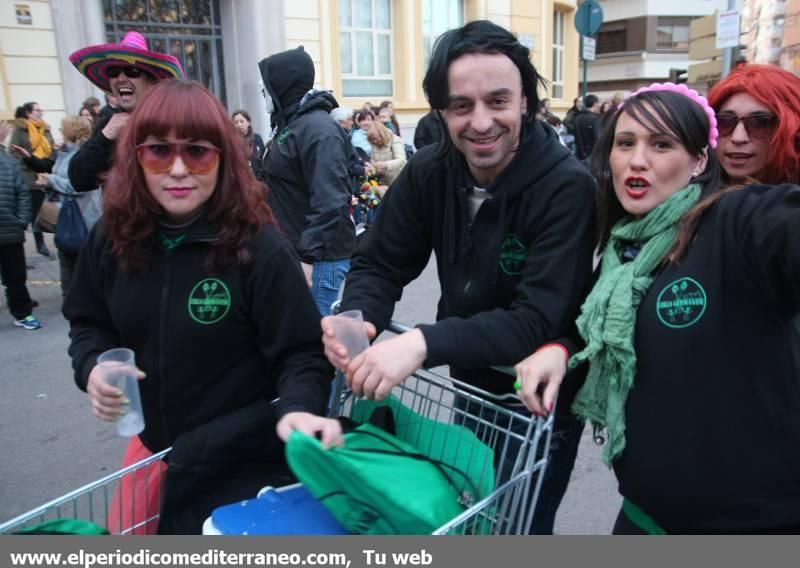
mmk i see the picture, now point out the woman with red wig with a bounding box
[63,80,342,534]
[708,64,800,184]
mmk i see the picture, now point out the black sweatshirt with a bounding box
[67,113,115,193]
[341,121,597,402]
[63,218,331,452]
[614,184,800,533]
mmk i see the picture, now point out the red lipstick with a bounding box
[624,177,649,199]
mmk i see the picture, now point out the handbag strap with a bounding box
[336,428,482,501]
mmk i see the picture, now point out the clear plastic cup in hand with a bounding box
[329,309,371,359]
[97,348,145,437]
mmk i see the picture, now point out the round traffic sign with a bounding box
[574,0,604,36]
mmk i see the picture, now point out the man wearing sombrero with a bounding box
[67,31,184,193]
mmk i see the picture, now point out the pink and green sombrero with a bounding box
[69,31,184,93]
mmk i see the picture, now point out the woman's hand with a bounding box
[10,144,31,158]
[276,412,344,449]
[86,363,145,422]
[514,344,569,416]
[35,173,49,187]
[374,161,388,175]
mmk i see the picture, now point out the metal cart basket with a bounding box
[1,329,553,535]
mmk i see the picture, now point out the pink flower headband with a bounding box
[622,82,718,149]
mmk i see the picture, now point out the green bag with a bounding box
[350,396,495,502]
[286,395,496,535]
[14,519,109,535]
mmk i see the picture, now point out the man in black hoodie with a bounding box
[259,47,356,315]
[574,94,604,164]
[322,21,596,533]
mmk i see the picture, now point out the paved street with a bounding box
[0,233,620,534]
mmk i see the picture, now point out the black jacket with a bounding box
[0,147,31,245]
[413,112,443,150]
[574,110,603,160]
[250,132,266,180]
[562,107,580,135]
[68,112,117,193]
[9,118,55,189]
[259,48,356,263]
[63,218,331,453]
[614,184,800,533]
[341,122,597,402]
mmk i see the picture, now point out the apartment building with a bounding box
[1,0,583,142]
[781,0,800,72]
[586,0,728,99]
[741,0,785,67]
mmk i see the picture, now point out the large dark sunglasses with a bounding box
[107,65,147,79]
[715,112,778,139]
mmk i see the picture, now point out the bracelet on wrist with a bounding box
[535,342,570,362]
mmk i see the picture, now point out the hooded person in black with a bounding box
[258,47,356,316]
[321,21,597,534]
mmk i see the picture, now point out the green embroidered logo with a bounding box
[188,278,231,325]
[656,277,707,329]
[499,234,527,276]
[276,127,291,144]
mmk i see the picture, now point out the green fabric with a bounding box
[622,498,667,535]
[350,396,495,501]
[15,519,109,535]
[286,423,471,535]
[570,184,701,465]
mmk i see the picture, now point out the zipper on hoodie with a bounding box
[158,256,172,444]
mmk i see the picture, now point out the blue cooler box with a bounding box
[204,483,350,535]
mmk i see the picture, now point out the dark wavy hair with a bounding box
[103,80,274,273]
[591,90,723,261]
[422,20,545,156]
[708,64,800,184]
[15,102,36,119]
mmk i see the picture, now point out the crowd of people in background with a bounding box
[1,19,800,537]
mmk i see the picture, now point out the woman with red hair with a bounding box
[63,80,342,533]
[708,64,800,184]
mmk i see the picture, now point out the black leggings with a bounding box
[29,189,44,235]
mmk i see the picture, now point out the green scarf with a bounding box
[570,183,701,465]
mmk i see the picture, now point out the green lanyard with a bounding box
[622,498,667,535]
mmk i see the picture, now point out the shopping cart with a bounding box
[0,323,553,536]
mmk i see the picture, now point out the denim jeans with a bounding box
[311,259,350,316]
[456,396,584,534]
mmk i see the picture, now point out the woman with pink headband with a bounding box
[512,83,800,534]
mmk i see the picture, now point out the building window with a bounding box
[656,16,692,50]
[597,20,628,54]
[339,0,392,97]
[103,0,226,104]
[422,0,464,69]
[552,10,565,99]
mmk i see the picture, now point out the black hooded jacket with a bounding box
[63,218,331,453]
[341,121,597,403]
[259,47,356,262]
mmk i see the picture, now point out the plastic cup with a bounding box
[97,348,145,437]
[329,310,370,359]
